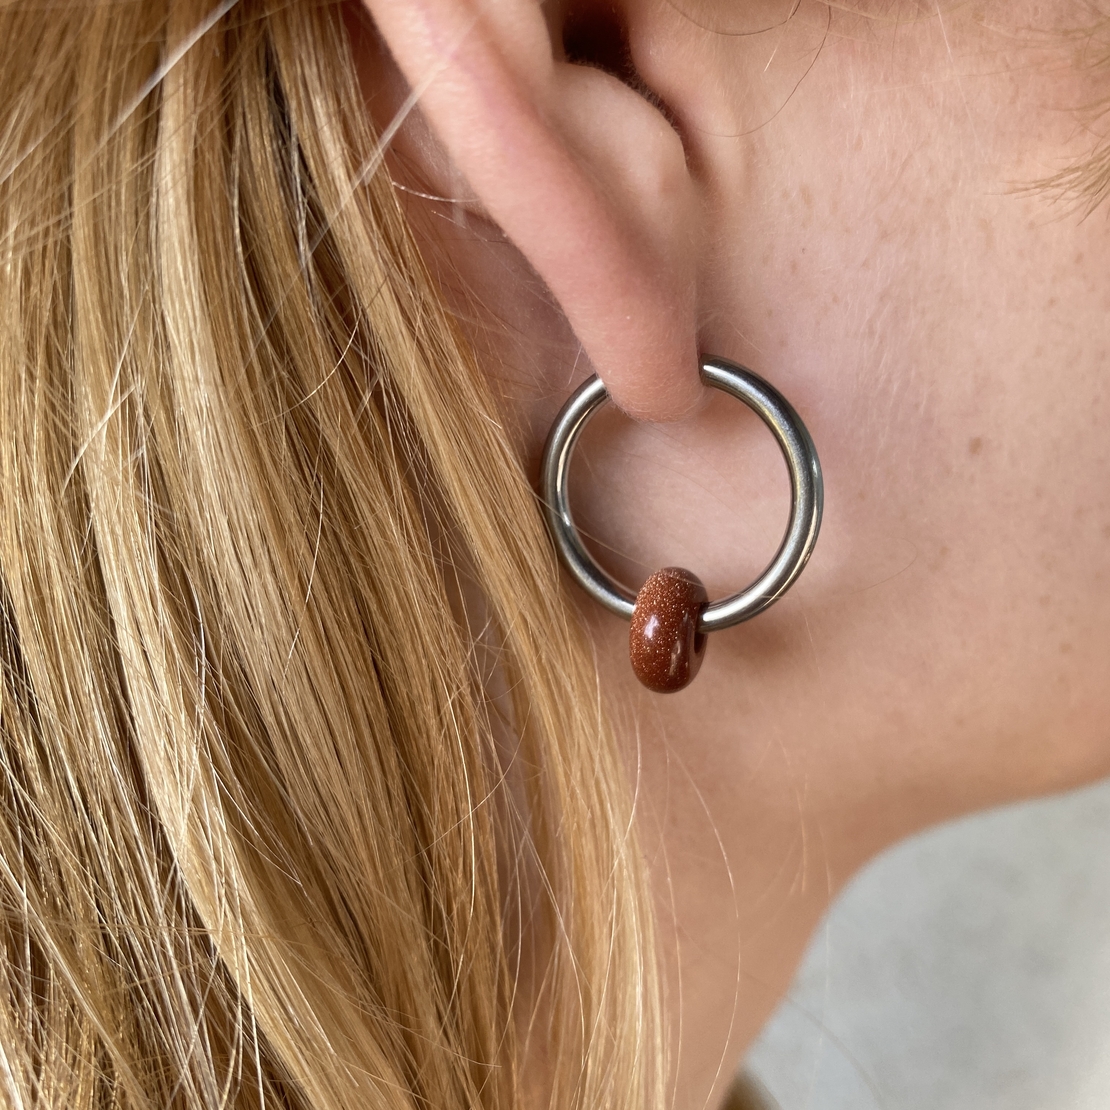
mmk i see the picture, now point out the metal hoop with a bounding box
[540,356,824,634]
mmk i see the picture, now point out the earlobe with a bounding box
[360,0,704,422]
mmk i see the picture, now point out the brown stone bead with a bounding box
[629,567,709,693]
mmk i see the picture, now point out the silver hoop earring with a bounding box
[540,356,823,692]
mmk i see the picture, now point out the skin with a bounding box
[353,2,1110,1107]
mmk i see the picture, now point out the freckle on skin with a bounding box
[968,436,983,456]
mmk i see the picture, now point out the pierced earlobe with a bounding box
[541,356,823,691]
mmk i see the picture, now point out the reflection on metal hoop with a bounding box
[540,356,823,635]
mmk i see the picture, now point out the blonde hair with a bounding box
[0,1,661,1108]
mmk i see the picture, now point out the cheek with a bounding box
[691,8,1110,820]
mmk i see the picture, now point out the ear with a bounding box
[360,0,704,422]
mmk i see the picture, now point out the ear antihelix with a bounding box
[362,0,704,422]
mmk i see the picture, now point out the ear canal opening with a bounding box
[561,1,683,134]
[562,2,636,86]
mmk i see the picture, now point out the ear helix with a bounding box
[540,356,823,692]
